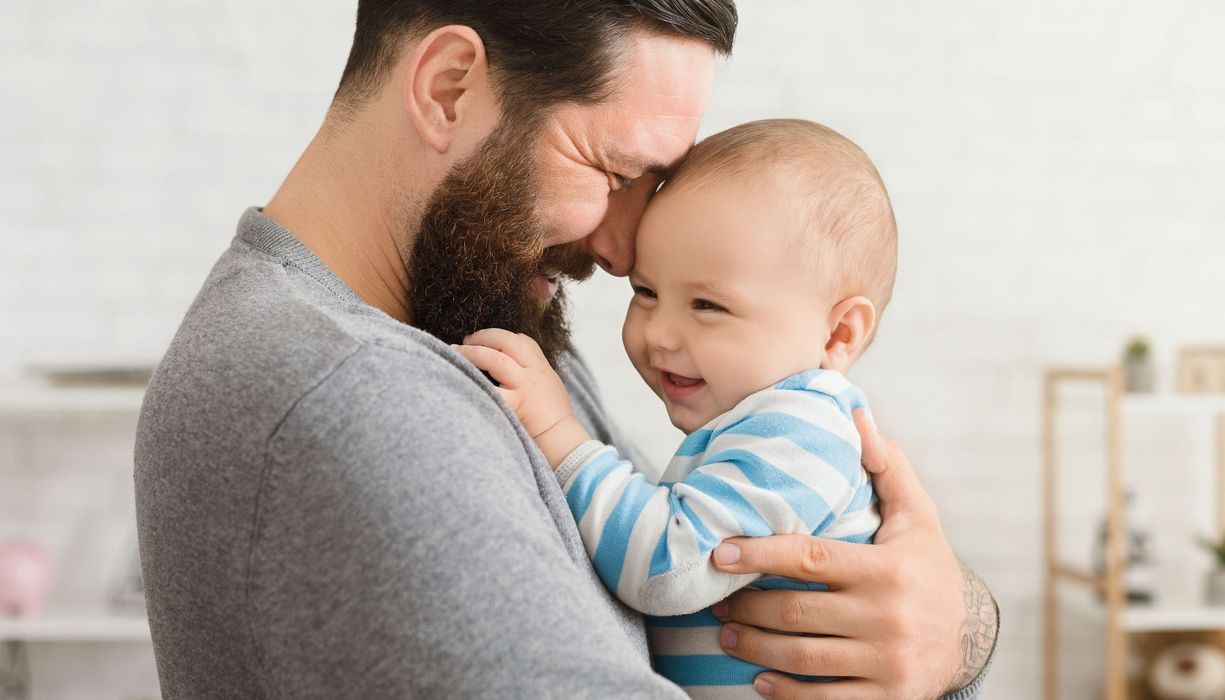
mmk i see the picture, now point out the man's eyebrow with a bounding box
[610,152,675,179]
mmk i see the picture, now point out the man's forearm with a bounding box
[943,563,1000,698]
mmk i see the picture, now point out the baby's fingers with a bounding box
[463,328,546,368]
[452,344,524,387]
[493,386,521,412]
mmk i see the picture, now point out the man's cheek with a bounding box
[538,192,609,249]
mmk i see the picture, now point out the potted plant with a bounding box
[1093,491,1155,603]
[1197,532,1225,605]
[1124,337,1155,393]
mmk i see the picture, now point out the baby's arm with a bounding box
[455,328,597,465]
[555,390,877,616]
[454,329,594,467]
[457,330,876,616]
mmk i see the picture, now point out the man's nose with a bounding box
[584,184,651,276]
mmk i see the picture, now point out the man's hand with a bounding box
[709,410,998,699]
[453,329,592,468]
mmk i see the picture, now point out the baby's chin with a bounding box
[665,406,716,435]
[641,372,717,433]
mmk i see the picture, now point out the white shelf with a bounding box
[1122,393,1225,417]
[1064,591,1225,633]
[0,612,150,642]
[0,385,146,414]
[1123,605,1225,632]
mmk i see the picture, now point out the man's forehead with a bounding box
[614,29,716,102]
[591,99,704,175]
[593,32,715,168]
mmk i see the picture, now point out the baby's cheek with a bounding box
[620,309,638,354]
[706,345,766,411]
[621,312,649,377]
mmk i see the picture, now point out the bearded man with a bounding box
[135,2,998,698]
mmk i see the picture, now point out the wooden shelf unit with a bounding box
[1042,367,1225,699]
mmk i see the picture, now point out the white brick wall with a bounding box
[3,1,1224,697]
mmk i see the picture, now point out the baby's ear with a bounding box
[823,296,877,372]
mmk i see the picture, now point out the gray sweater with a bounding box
[135,208,986,699]
[136,208,683,699]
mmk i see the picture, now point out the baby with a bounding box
[458,119,897,697]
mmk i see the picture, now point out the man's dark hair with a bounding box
[334,0,736,115]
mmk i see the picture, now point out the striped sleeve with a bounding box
[556,384,874,616]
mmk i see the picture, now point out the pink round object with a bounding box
[0,541,56,617]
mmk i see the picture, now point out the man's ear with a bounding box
[823,296,877,372]
[403,25,493,155]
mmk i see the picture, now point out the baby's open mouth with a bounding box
[661,371,705,399]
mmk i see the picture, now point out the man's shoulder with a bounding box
[275,340,523,461]
[164,239,419,378]
[138,239,507,466]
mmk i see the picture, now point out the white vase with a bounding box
[1125,359,1155,393]
[1207,569,1225,606]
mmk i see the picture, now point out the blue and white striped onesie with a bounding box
[554,369,880,697]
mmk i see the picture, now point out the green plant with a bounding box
[1125,337,1150,361]
[1197,533,1225,568]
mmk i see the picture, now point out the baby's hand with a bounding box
[454,329,591,468]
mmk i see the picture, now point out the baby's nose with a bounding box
[643,317,682,352]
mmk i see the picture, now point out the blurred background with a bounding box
[2,1,1224,698]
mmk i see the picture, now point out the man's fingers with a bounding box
[719,623,876,678]
[712,534,879,588]
[715,588,869,637]
[852,409,935,526]
[462,328,543,367]
[753,673,882,700]
[452,345,524,387]
[852,409,883,474]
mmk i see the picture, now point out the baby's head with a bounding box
[622,119,897,433]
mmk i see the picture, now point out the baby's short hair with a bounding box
[665,119,898,314]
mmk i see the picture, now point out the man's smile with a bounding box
[533,274,560,300]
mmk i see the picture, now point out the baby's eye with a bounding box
[692,298,728,313]
[632,285,657,299]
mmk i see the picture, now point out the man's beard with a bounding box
[407,118,595,367]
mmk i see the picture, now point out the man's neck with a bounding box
[264,113,427,324]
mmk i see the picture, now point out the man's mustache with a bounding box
[540,242,597,282]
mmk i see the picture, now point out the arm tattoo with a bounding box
[949,561,999,691]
